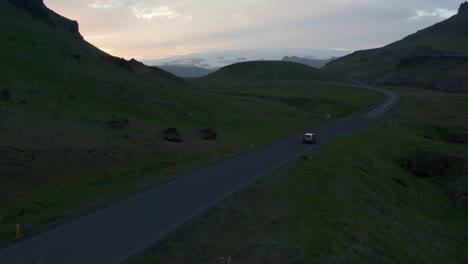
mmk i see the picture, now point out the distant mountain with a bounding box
[282,56,339,68]
[204,61,347,82]
[325,2,468,93]
[143,48,350,69]
[158,65,217,78]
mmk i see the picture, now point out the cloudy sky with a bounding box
[43,0,462,60]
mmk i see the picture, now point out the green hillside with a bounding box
[0,0,382,243]
[205,61,347,82]
[133,86,468,264]
[325,2,468,92]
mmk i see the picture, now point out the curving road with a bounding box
[0,84,400,264]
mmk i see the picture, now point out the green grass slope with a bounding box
[132,87,468,264]
[204,61,347,82]
[325,2,468,92]
[0,0,382,243]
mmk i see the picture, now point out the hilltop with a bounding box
[282,56,339,68]
[325,2,468,93]
[158,65,217,78]
[204,61,347,82]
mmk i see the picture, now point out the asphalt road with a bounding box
[0,84,400,264]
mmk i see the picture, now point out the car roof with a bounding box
[304,133,314,136]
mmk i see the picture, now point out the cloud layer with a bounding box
[44,0,461,59]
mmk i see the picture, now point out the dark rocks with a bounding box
[200,128,218,140]
[19,99,27,104]
[129,58,144,67]
[68,94,75,99]
[1,89,11,101]
[107,116,129,129]
[163,127,182,142]
[66,20,79,34]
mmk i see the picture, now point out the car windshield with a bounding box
[305,135,312,138]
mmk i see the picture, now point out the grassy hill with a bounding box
[158,65,217,78]
[325,2,468,93]
[282,56,339,68]
[0,0,382,243]
[204,61,347,82]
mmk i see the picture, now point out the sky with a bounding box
[43,0,462,60]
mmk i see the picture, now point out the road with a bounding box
[0,84,400,264]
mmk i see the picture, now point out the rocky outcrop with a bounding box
[6,0,81,36]
[459,2,468,13]
[106,57,133,71]
[6,0,49,20]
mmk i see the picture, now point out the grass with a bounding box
[0,79,381,244]
[130,86,468,264]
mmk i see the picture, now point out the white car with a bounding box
[302,133,317,144]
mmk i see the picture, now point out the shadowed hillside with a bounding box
[325,2,468,93]
[205,61,347,82]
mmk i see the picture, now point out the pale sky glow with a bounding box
[43,0,461,60]
[410,8,457,20]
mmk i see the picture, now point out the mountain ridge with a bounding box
[325,1,468,92]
